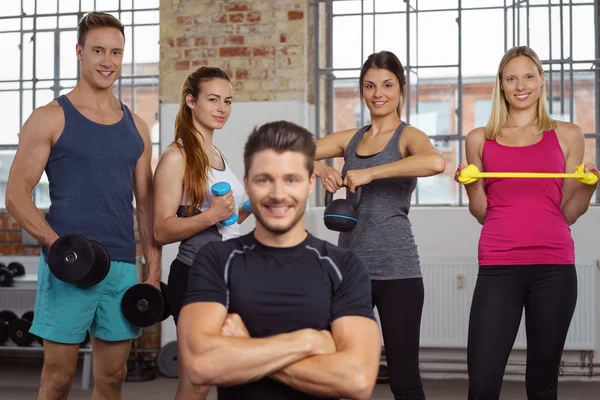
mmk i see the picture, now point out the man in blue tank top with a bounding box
[177,121,382,400]
[5,12,161,400]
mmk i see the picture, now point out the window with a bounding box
[411,101,452,149]
[474,99,492,128]
[550,98,577,124]
[0,0,160,208]
[316,0,600,205]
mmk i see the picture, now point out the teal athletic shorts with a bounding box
[29,254,142,344]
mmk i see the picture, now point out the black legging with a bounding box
[467,264,577,400]
[166,258,192,325]
[372,278,425,400]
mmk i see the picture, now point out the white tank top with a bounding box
[180,148,245,239]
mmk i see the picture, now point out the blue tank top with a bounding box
[42,95,144,264]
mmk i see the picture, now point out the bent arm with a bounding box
[237,205,251,224]
[559,124,597,224]
[132,115,161,284]
[464,129,487,224]
[178,302,316,386]
[271,316,381,400]
[5,106,60,248]
[152,147,219,245]
[314,129,354,177]
[367,126,446,180]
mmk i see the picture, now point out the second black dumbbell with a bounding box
[121,282,170,328]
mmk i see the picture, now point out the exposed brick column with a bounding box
[160,0,314,104]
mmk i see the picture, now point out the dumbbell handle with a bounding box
[242,200,252,213]
[211,182,238,226]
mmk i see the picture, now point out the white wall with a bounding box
[159,101,600,379]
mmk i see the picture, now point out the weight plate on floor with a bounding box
[8,262,25,277]
[9,318,33,346]
[156,341,179,378]
[48,235,95,284]
[121,283,165,328]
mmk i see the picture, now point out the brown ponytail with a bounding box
[173,67,231,216]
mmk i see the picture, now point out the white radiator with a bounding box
[419,259,597,351]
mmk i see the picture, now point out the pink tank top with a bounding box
[478,129,574,266]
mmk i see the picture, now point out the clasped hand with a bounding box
[319,165,372,194]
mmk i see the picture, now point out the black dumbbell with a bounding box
[121,282,170,328]
[0,265,16,287]
[9,311,37,347]
[47,234,111,287]
[0,310,18,346]
[323,186,363,232]
[8,262,25,277]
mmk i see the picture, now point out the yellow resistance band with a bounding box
[458,163,599,186]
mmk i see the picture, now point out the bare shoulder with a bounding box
[160,143,185,164]
[465,128,485,162]
[26,100,64,128]
[130,110,150,135]
[403,124,429,138]
[554,121,584,143]
[466,127,485,142]
[21,100,64,139]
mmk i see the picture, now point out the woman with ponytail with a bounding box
[153,66,249,400]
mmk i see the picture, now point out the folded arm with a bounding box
[178,302,322,387]
[368,126,446,180]
[270,315,381,400]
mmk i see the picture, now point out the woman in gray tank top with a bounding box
[153,67,251,400]
[314,51,446,400]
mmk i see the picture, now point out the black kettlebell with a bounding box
[323,186,363,232]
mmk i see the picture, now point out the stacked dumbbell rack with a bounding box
[0,256,94,390]
[0,258,42,349]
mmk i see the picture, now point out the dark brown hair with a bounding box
[244,121,316,176]
[175,67,232,216]
[78,12,125,47]
[359,51,407,117]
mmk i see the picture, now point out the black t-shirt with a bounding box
[183,231,375,400]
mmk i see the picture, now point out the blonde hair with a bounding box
[484,46,556,140]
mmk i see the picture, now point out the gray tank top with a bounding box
[338,122,421,280]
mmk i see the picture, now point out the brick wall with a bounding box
[160,0,314,104]
[0,211,161,351]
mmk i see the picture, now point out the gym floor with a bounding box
[1,357,599,399]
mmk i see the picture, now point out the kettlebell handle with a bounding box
[351,186,362,208]
[324,186,362,208]
[325,190,334,206]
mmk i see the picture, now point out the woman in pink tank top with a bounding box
[455,46,599,400]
